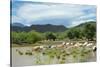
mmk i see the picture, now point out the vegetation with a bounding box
[12,21,96,65]
[66,28,81,40]
[84,22,96,41]
[11,21,96,45]
[15,45,95,64]
[45,32,56,41]
[12,31,43,44]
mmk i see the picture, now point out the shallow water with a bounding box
[11,47,96,67]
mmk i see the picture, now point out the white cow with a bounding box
[83,42,88,46]
[62,42,66,45]
[86,43,93,47]
[39,45,44,49]
[50,45,56,48]
[32,46,40,51]
[66,42,70,46]
[70,42,73,45]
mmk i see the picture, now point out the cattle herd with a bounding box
[31,41,96,52]
[15,41,96,56]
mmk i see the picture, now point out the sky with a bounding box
[11,0,96,27]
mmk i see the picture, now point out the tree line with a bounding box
[11,21,96,45]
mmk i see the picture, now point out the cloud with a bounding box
[12,16,23,23]
[12,1,96,27]
[70,19,96,27]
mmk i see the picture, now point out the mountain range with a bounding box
[11,21,96,32]
[11,23,67,32]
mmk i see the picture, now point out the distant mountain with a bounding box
[30,18,71,27]
[12,23,25,27]
[11,23,67,32]
[75,21,96,28]
[11,21,96,33]
[66,21,96,33]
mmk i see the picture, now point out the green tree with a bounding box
[26,31,43,44]
[67,29,74,39]
[12,32,28,44]
[84,23,96,41]
[67,28,81,40]
[45,32,56,41]
[12,31,43,44]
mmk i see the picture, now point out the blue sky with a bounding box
[11,0,96,27]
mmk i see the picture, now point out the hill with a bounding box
[11,21,96,32]
[11,24,67,32]
[12,23,25,27]
[65,21,96,31]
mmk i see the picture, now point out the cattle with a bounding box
[57,42,68,48]
[32,46,41,51]
[74,43,79,47]
[86,43,93,47]
[65,42,70,46]
[51,45,56,48]
[70,42,73,46]
[62,42,66,45]
[56,44,64,48]
[92,46,97,52]
[82,42,88,46]
[39,46,44,49]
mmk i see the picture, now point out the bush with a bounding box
[45,32,56,41]
[12,31,43,44]
[83,23,96,41]
[26,31,43,44]
[67,28,81,40]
